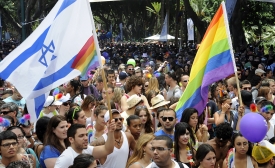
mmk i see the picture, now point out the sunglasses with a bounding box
[178,57,182,59]
[144,85,149,87]
[0,110,13,115]
[237,73,241,75]
[183,80,189,83]
[243,87,251,90]
[128,68,134,71]
[162,117,174,122]
[114,117,124,122]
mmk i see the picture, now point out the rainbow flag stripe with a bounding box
[175,2,235,119]
[71,35,100,75]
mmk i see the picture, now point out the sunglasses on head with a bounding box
[162,117,174,122]
[114,117,124,122]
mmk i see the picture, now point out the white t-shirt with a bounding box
[146,160,189,168]
[54,146,94,168]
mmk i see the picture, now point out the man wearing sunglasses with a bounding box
[0,102,19,126]
[180,73,190,92]
[3,88,25,118]
[154,109,177,141]
[126,64,135,76]
[93,110,136,168]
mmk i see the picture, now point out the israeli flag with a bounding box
[0,0,96,122]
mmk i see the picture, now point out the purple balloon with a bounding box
[240,113,267,143]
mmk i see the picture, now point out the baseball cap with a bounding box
[119,72,128,80]
[252,140,275,164]
[255,69,266,75]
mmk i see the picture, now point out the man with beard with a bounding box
[93,110,136,168]
[154,109,177,141]
[54,121,116,168]
[146,135,189,168]
[206,123,233,168]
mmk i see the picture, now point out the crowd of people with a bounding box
[1,42,275,168]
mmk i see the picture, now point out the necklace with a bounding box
[115,134,122,145]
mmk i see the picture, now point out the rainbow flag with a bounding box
[72,35,100,76]
[175,1,235,119]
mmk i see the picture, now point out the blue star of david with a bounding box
[39,41,57,67]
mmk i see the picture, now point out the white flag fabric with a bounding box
[159,14,168,41]
[0,0,98,122]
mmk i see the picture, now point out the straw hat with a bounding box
[127,94,142,109]
[149,94,170,110]
[252,140,275,164]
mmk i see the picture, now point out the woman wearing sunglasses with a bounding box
[120,75,150,112]
[213,93,241,131]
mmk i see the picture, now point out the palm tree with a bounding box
[146,2,161,34]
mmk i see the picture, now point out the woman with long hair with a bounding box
[180,108,207,150]
[39,115,68,168]
[126,134,154,168]
[134,106,153,134]
[89,104,108,144]
[81,95,96,126]
[113,87,123,111]
[194,144,216,168]
[223,132,258,168]
[174,122,196,167]
[66,106,87,126]
[145,77,160,97]
[121,76,150,111]
[34,116,50,160]
[66,79,84,106]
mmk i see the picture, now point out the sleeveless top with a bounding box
[265,121,274,140]
[101,131,129,168]
[130,162,145,168]
[225,148,254,168]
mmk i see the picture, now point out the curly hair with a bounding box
[125,75,143,93]
[215,122,233,140]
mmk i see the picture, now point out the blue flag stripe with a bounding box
[55,0,76,19]
[0,27,51,79]
[204,50,232,74]
[34,94,46,118]
[33,56,76,91]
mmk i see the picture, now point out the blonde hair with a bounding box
[145,77,160,95]
[126,134,155,168]
[113,87,123,104]
[258,86,271,100]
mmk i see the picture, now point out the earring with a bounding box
[143,151,146,156]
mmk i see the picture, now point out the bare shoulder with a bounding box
[125,132,134,140]
[91,136,105,146]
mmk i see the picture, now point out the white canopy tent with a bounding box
[144,34,180,41]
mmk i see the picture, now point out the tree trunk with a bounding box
[175,0,180,46]
[183,0,206,42]
[230,0,247,49]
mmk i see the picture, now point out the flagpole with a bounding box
[222,1,243,106]
[88,1,112,120]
